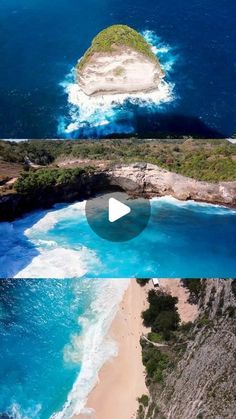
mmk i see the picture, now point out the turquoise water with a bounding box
[1,197,236,278]
[0,278,129,418]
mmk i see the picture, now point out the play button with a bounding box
[108,198,131,223]
[85,178,151,242]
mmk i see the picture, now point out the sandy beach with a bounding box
[76,278,198,419]
[77,279,148,419]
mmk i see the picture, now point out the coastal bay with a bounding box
[1,139,236,222]
[0,139,236,278]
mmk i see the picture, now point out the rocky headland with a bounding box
[77,25,164,96]
[0,162,236,221]
[139,279,236,419]
[107,163,236,206]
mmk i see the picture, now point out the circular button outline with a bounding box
[85,178,151,242]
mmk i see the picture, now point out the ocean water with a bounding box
[1,197,236,278]
[0,0,235,138]
[0,278,129,418]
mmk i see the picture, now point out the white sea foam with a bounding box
[19,202,99,278]
[58,30,177,136]
[60,73,174,134]
[142,30,177,73]
[52,278,130,418]
[14,246,100,278]
[0,201,99,278]
[24,201,86,235]
[1,194,235,278]
[9,402,42,419]
[151,195,236,214]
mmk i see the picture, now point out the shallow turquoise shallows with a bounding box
[1,197,236,278]
[0,278,129,418]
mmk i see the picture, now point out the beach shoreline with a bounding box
[76,279,149,419]
[75,278,199,419]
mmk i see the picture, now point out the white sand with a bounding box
[76,279,198,419]
[76,280,148,419]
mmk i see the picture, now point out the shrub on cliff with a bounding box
[142,290,179,327]
[15,167,95,194]
[142,345,169,383]
[142,290,180,341]
[152,311,180,340]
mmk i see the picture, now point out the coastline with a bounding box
[1,161,236,222]
[75,278,198,419]
[76,280,149,419]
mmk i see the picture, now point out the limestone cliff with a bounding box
[0,163,236,221]
[141,279,236,419]
[77,25,164,96]
[108,163,236,206]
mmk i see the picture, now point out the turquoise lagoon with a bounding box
[1,196,236,278]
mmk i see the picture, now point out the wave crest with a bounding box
[14,247,100,278]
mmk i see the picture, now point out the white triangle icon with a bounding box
[108,198,131,223]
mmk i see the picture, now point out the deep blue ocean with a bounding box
[1,197,236,278]
[0,278,129,418]
[0,1,236,416]
[0,0,235,138]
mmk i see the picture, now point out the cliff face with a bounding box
[108,163,236,206]
[143,279,236,419]
[0,163,236,221]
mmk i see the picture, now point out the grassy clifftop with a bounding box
[78,25,158,70]
[1,139,236,184]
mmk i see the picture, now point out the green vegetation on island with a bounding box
[77,25,158,70]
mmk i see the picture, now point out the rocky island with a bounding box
[77,25,164,96]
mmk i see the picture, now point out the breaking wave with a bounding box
[52,279,130,418]
[0,202,100,278]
